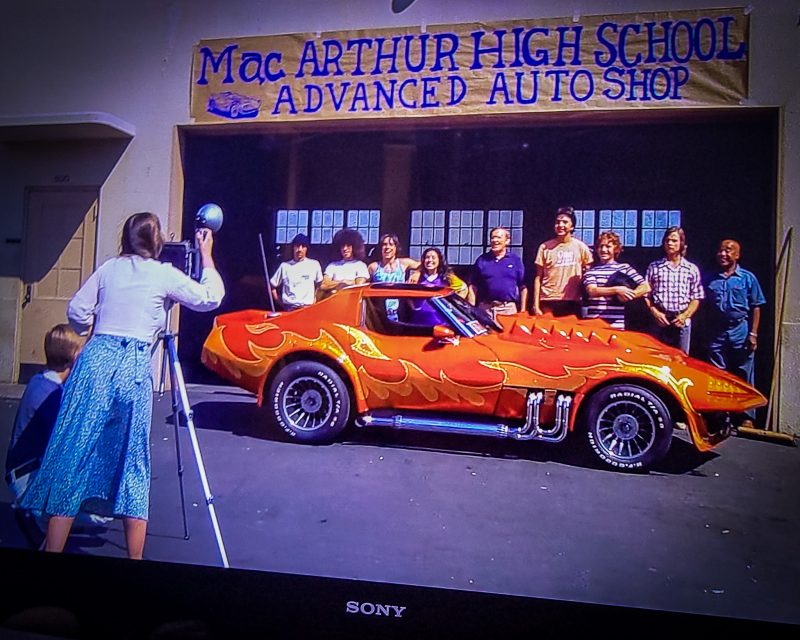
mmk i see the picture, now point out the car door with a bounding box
[351,294,504,415]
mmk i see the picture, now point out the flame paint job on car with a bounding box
[201,285,766,453]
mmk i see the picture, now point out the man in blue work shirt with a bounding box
[704,239,766,429]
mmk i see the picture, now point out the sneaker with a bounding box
[72,513,113,533]
[87,514,114,525]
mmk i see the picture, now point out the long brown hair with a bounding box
[333,228,366,261]
[662,225,687,257]
[120,212,164,259]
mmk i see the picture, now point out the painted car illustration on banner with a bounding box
[207,91,262,119]
[202,284,766,471]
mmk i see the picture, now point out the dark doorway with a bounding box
[177,109,778,418]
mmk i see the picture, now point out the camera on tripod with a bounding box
[160,203,224,280]
[153,202,229,566]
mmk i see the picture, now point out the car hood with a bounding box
[482,314,766,413]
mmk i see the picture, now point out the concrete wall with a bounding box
[0,142,19,380]
[0,138,130,381]
[1,0,798,432]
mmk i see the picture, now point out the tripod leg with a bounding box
[165,335,230,569]
[158,341,169,395]
[167,336,190,540]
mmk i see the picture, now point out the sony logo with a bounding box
[345,600,407,618]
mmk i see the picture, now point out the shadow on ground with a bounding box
[187,399,716,475]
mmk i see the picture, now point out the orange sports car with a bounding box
[201,283,766,471]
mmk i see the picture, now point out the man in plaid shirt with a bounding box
[644,226,705,354]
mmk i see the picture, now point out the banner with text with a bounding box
[190,8,748,123]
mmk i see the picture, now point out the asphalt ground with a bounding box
[1,384,798,632]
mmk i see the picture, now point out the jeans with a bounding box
[707,320,756,419]
[650,318,692,354]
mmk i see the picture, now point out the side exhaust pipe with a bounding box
[356,412,510,438]
[512,392,571,443]
[356,391,573,443]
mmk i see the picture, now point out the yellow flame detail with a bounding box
[212,325,349,379]
[203,324,254,378]
[481,360,609,390]
[613,359,693,405]
[244,322,281,334]
[358,360,499,406]
[248,328,345,362]
[202,350,243,381]
[333,324,390,360]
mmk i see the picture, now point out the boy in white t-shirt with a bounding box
[320,228,369,296]
[270,234,323,310]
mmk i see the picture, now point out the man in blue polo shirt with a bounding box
[468,227,528,317]
[704,239,766,429]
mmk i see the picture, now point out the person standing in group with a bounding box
[368,233,419,320]
[270,233,322,311]
[21,212,225,559]
[532,207,593,317]
[368,233,419,283]
[408,246,468,298]
[319,228,369,297]
[468,227,528,317]
[582,231,650,329]
[704,239,766,429]
[644,226,704,354]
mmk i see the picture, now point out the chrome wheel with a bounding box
[585,384,673,471]
[268,361,350,443]
[594,399,657,462]
[282,376,335,432]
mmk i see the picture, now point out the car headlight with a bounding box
[697,374,766,412]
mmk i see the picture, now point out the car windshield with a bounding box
[362,291,501,338]
[432,293,499,337]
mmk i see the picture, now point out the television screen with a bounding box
[2,113,798,638]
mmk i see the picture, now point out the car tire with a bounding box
[584,384,673,471]
[268,361,350,443]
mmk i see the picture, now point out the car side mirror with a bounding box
[432,324,455,340]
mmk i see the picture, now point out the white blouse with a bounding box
[68,255,225,343]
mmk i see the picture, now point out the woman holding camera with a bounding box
[22,212,225,559]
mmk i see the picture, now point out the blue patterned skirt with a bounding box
[20,334,153,520]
